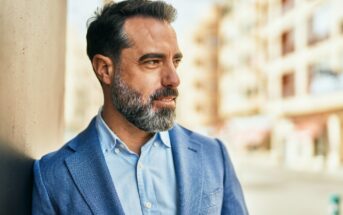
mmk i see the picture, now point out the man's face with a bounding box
[110,17,182,132]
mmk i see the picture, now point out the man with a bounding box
[32,0,248,214]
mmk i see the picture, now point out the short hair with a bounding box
[86,0,177,63]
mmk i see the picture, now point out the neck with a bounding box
[102,102,153,155]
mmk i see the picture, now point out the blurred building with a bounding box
[176,5,226,133]
[218,0,343,172]
[64,0,108,140]
[64,28,103,140]
[218,0,270,150]
[263,0,343,171]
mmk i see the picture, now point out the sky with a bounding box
[67,0,221,40]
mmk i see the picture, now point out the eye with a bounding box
[144,59,161,68]
[173,58,182,67]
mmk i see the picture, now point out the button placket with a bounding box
[138,162,144,169]
[136,158,147,214]
[136,137,160,214]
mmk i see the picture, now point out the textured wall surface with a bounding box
[0,1,66,214]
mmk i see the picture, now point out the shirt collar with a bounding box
[158,131,171,148]
[96,108,119,153]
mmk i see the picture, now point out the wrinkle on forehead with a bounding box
[123,16,179,52]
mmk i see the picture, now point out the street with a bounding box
[232,151,343,215]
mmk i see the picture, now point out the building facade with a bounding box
[176,6,226,133]
[264,0,343,171]
[218,0,343,171]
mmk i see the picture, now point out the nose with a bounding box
[162,62,180,88]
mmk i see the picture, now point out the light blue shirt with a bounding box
[95,110,177,215]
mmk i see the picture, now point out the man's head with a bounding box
[86,0,177,63]
[87,0,182,132]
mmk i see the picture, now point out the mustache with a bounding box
[150,87,179,101]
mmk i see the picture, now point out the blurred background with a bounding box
[1,0,343,214]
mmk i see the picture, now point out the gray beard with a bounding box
[110,70,177,132]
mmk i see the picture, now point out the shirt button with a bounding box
[153,142,158,147]
[114,148,120,154]
[144,202,152,209]
[138,163,143,169]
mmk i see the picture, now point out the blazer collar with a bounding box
[169,125,204,215]
[65,118,125,215]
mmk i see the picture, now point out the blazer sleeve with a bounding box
[217,139,249,215]
[32,160,56,215]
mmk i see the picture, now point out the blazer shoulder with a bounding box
[37,137,77,181]
[38,118,98,172]
[175,124,224,150]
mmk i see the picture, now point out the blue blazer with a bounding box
[32,118,248,215]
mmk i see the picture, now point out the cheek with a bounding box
[120,66,163,100]
[132,77,162,97]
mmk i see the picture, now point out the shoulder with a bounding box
[36,119,98,183]
[35,133,82,183]
[171,124,228,164]
[37,118,97,171]
[173,123,226,150]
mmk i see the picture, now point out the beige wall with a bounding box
[0,0,67,159]
[0,1,66,213]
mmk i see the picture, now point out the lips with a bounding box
[153,96,176,107]
[156,96,176,102]
[150,87,178,108]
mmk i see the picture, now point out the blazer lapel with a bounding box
[169,125,204,215]
[65,119,125,215]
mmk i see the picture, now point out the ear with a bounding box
[92,54,115,85]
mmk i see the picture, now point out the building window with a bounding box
[307,4,330,46]
[281,0,294,14]
[282,72,295,98]
[195,104,204,113]
[281,29,295,56]
[314,134,327,157]
[245,86,258,98]
[308,63,343,95]
[194,58,203,67]
[194,35,203,44]
[194,80,204,89]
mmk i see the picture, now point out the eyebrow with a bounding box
[174,52,183,59]
[138,52,183,62]
[138,53,165,62]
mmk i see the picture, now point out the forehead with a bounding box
[123,16,179,54]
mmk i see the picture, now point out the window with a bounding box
[194,35,203,44]
[195,104,204,113]
[308,63,343,95]
[281,29,295,56]
[194,58,203,67]
[281,0,294,14]
[194,80,204,89]
[314,134,327,156]
[282,72,295,98]
[245,86,258,98]
[308,4,330,46]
